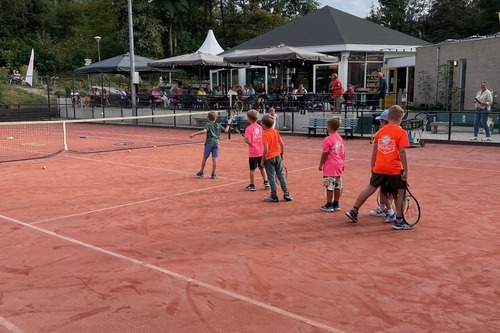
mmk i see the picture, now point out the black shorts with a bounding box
[249,156,263,171]
[380,181,397,194]
[370,172,405,191]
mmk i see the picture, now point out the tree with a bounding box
[367,0,431,39]
[424,0,476,42]
[474,0,500,35]
[0,0,320,74]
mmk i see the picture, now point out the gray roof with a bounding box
[225,6,426,53]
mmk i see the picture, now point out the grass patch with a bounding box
[0,84,47,105]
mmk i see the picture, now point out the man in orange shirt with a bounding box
[345,105,412,230]
[260,114,293,202]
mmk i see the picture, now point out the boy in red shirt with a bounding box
[260,114,292,202]
[345,105,412,230]
[244,110,269,191]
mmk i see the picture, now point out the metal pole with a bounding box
[127,0,137,120]
[47,75,51,118]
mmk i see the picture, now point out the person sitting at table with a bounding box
[275,84,289,107]
[255,83,267,110]
[241,85,248,96]
[342,84,355,110]
[196,87,209,108]
[227,85,238,106]
[102,88,110,107]
[288,82,296,94]
[150,86,169,108]
[170,81,183,95]
[205,84,213,95]
[84,89,93,108]
[169,82,183,107]
[237,85,244,96]
[296,83,307,94]
[247,84,256,96]
[197,87,207,96]
[213,85,223,96]
[275,84,285,95]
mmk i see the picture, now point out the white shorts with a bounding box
[323,176,342,191]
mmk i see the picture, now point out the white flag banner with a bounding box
[26,49,34,87]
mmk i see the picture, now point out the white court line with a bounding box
[65,154,243,182]
[31,180,245,225]
[31,164,320,226]
[0,315,25,333]
[0,213,346,333]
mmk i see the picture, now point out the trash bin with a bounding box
[356,112,377,134]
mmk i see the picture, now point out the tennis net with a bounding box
[0,110,228,163]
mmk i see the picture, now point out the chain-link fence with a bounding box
[2,74,499,146]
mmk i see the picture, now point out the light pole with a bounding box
[94,36,101,62]
[94,36,104,112]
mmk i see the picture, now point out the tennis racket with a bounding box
[227,123,244,137]
[401,183,421,227]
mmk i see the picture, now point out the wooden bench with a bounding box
[430,121,452,134]
[340,118,358,139]
[304,117,328,138]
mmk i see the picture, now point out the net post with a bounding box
[63,121,68,151]
[227,109,231,140]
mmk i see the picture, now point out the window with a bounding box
[347,63,366,88]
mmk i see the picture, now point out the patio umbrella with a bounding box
[222,44,339,64]
[223,45,338,88]
[149,51,247,92]
[74,52,166,74]
[148,51,228,69]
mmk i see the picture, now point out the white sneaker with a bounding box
[369,206,386,217]
[383,211,396,223]
[470,137,477,141]
[482,137,492,141]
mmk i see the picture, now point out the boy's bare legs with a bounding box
[334,188,341,202]
[379,192,392,210]
[394,189,405,219]
[249,169,255,185]
[380,192,397,222]
[197,156,208,177]
[326,189,333,203]
[211,158,217,178]
[259,166,268,182]
[346,184,377,222]
[392,188,414,229]
[353,184,378,208]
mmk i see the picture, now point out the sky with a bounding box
[320,0,378,18]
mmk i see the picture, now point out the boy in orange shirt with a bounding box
[345,105,412,230]
[260,114,292,202]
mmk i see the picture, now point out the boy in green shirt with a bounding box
[190,111,231,179]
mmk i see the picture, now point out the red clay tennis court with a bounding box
[0,119,499,333]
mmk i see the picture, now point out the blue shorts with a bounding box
[204,143,219,158]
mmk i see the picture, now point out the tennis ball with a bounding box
[7,136,14,140]
[127,149,131,152]
[153,145,157,148]
[42,166,47,170]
